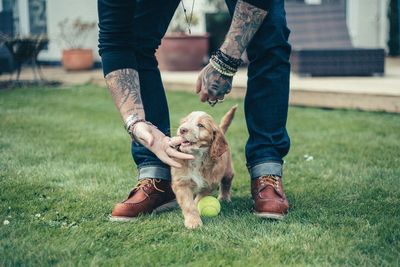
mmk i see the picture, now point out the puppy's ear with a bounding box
[210,129,228,159]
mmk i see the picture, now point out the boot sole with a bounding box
[109,200,178,222]
[253,211,285,220]
[153,199,178,214]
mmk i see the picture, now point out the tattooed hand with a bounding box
[196,63,233,104]
[132,122,194,168]
[195,0,266,105]
[105,68,194,168]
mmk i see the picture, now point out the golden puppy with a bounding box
[171,106,237,229]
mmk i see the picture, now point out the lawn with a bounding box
[0,84,399,267]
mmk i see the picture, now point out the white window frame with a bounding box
[18,0,30,35]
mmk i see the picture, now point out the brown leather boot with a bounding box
[110,178,177,221]
[251,175,289,219]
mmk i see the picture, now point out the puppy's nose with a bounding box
[179,127,188,135]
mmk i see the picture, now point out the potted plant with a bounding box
[156,6,209,71]
[58,18,96,71]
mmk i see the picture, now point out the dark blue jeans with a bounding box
[98,0,291,181]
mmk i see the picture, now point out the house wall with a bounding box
[38,0,99,62]
[34,0,389,62]
[302,0,389,50]
[17,0,29,35]
[39,0,208,63]
[346,0,390,49]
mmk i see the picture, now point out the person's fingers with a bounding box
[200,89,208,102]
[157,152,182,168]
[169,136,185,147]
[166,147,194,160]
[208,95,218,101]
[195,75,202,94]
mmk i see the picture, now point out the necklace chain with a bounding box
[180,0,195,34]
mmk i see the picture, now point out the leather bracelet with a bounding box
[215,49,243,69]
[211,55,237,72]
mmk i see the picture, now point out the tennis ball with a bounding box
[197,196,221,217]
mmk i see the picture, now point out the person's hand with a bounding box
[132,122,194,168]
[196,63,233,106]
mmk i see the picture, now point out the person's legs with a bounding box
[225,0,291,178]
[99,0,182,220]
[98,0,138,76]
[130,0,181,181]
[224,0,290,218]
[98,0,180,182]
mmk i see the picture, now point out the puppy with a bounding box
[171,105,237,229]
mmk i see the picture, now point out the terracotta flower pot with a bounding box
[62,49,93,71]
[156,33,209,71]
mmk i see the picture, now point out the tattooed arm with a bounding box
[105,68,145,121]
[196,0,267,103]
[105,68,193,168]
[220,0,267,58]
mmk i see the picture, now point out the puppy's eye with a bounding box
[197,123,205,128]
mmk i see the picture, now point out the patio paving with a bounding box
[1,57,399,112]
[160,57,400,113]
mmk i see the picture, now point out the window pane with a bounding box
[29,0,47,35]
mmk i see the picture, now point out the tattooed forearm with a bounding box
[105,68,145,121]
[220,0,267,58]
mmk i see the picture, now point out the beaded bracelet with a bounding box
[210,55,237,72]
[209,49,243,77]
[209,58,236,76]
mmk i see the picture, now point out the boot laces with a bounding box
[259,175,281,193]
[132,178,165,197]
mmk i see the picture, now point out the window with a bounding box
[28,0,47,35]
[1,0,18,36]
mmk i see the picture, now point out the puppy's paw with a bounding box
[184,216,203,229]
[218,194,231,202]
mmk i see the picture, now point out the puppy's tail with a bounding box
[220,105,237,134]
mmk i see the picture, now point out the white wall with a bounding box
[39,0,211,62]
[38,0,99,61]
[37,0,390,61]
[347,0,389,50]
[18,0,30,35]
[305,0,322,4]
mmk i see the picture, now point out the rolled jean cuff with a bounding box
[137,165,171,181]
[100,50,138,77]
[248,162,282,179]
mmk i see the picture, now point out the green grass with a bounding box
[1,84,399,267]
